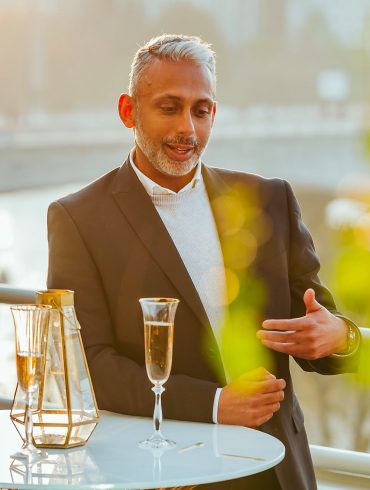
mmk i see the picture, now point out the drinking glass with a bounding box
[10,304,51,461]
[139,297,179,449]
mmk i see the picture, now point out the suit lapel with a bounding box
[111,160,210,329]
[203,164,269,275]
[202,165,230,242]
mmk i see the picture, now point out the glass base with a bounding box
[11,446,48,463]
[138,435,176,450]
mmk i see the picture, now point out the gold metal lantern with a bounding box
[11,289,99,448]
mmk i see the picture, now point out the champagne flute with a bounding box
[139,297,179,449]
[10,304,51,461]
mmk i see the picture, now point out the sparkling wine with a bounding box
[16,351,43,392]
[144,321,174,385]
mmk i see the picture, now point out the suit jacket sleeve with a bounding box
[47,200,219,422]
[284,180,360,374]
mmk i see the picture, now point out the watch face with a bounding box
[348,326,356,349]
[345,323,360,354]
[332,320,359,356]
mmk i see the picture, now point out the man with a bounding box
[47,35,360,489]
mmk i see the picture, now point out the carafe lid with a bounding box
[36,289,74,307]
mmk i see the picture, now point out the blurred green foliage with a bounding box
[205,183,273,383]
[363,131,370,162]
[330,160,370,385]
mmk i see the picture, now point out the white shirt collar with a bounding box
[129,149,203,196]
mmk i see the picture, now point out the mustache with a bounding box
[162,135,200,148]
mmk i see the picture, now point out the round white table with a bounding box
[0,409,285,489]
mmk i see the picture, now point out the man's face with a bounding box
[132,59,216,180]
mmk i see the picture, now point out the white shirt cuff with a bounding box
[212,388,222,424]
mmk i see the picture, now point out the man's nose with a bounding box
[176,110,195,136]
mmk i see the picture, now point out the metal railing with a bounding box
[1,283,370,488]
[0,284,36,304]
[311,445,370,489]
[311,444,370,476]
[2,283,369,337]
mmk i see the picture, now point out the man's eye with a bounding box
[161,106,176,114]
[196,108,211,117]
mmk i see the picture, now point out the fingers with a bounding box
[230,367,275,393]
[247,390,284,411]
[231,374,285,395]
[257,338,323,359]
[259,295,341,359]
[303,288,322,314]
[256,328,306,356]
[258,389,285,405]
[247,398,284,428]
[218,375,286,428]
[257,377,286,394]
[262,289,324,331]
[257,338,298,356]
[254,412,275,427]
[238,366,273,382]
[257,330,303,343]
[262,316,308,331]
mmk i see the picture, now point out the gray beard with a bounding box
[134,122,205,177]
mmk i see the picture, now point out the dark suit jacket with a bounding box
[47,159,359,490]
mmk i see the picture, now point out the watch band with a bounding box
[332,317,361,357]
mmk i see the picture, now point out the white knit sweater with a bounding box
[151,180,227,337]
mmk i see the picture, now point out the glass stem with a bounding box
[26,461,33,484]
[152,385,165,437]
[153,451,162,481]
[25,391,34,449]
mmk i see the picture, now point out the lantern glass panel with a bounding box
[10,290,99,448]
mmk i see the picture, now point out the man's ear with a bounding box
[211,101,217,126]
[118,93,135,128]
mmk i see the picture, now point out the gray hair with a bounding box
[129,34,216,96]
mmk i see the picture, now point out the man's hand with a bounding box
[256,288,348,360]
[218,367,286,428]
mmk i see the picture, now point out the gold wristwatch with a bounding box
[333,318,361,356]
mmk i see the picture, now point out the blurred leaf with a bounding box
[220,302,273,381]
[363,130,370,162]
[332,243,370,324]
[347,335,370,386]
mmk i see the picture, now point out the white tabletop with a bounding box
[0,409,285,489]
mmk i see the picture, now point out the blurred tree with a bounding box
[1,1,368,114]
[43,0,149,112]
[231,8,347,106]
[299,9,339,54]
[345,13,370,102]
[0,6,32,120]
